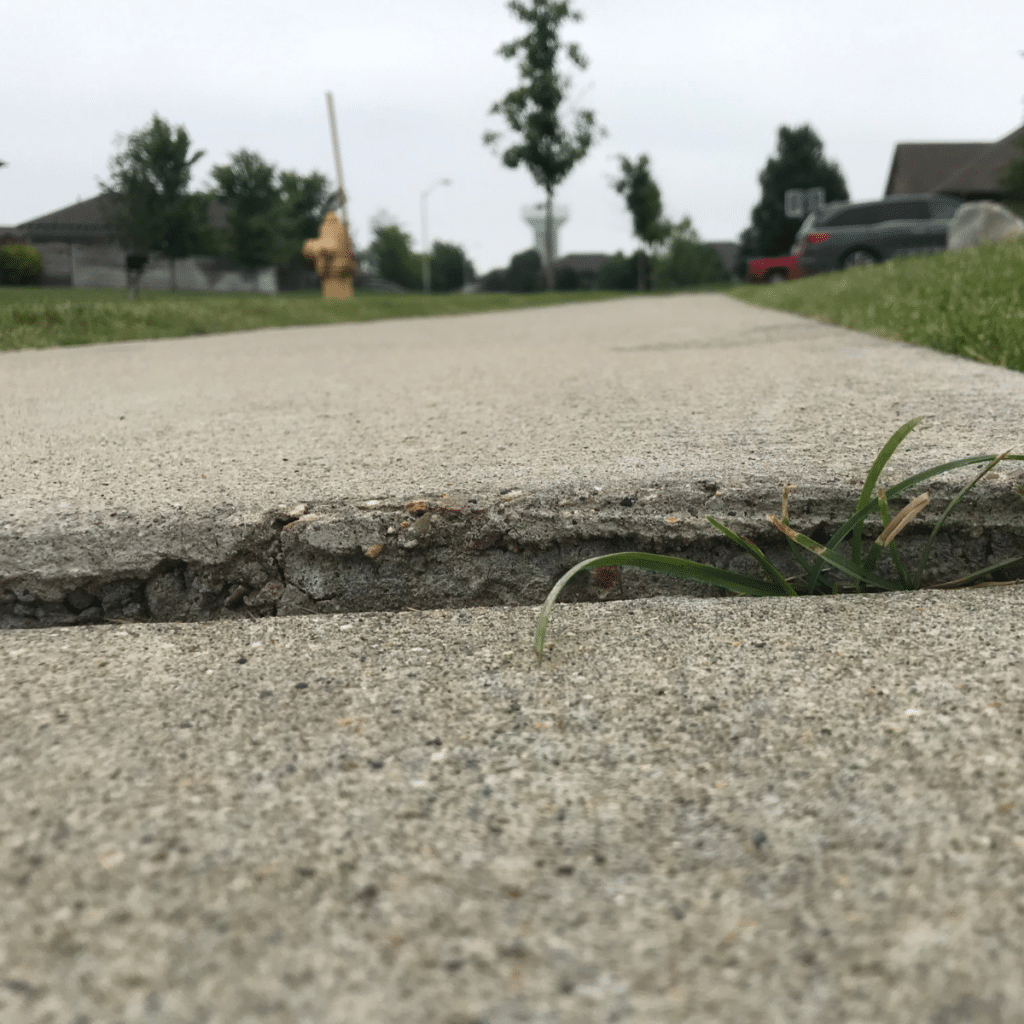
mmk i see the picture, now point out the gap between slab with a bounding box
[2,483,1022,629]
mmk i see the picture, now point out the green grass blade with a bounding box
[851,418,922,564]
[534,551,786,664]
[806,453,1024,593]
[861,487,891,576]
[931,554,1024,589]
[911,451,1012,588]
[707,516,798,596]
[769,516,902,591]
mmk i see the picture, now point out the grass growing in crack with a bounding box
[534,419,1024,664]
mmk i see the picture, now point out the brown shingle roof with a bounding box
[16,192,229,244]
[552,253,611,275]
[885,124,1024,200]
[934,123,1024,197]
[885,142,990,196]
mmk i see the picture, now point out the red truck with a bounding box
[744,255,807,284]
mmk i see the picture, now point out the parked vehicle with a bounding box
[792,193,963,276]
[745,255,807,284]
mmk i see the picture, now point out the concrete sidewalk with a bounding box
[2,293,1023,625]
[2,294,1024,1023]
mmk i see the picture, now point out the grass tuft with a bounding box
[534,420,1024,664]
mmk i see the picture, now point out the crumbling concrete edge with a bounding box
[2,481,1022,629]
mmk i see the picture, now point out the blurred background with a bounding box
[1,0,1022,289]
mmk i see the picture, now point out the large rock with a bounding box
[946,200,1024,251]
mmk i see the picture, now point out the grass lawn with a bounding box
[731,238,1024,373]
[2,242,1022,374]
[0,287,630,352]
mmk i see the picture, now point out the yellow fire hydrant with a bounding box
[302,212,358,299]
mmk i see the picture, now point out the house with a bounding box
[885,123,1024,202]
[7,193,276,293]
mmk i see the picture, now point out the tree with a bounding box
[596,251,640,290]
[653,218,728,289]
[483,0,604,289]
[428,241,474,292]
[210,149,289,268]
[736,125,849,271]
[365,213,421,289]
[99,113,209,289]
[999,133,1024,219]
[613,153,671,291]
[280,171,334,251]
[506,247,543,292]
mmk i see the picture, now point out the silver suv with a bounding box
[792,193,963,274]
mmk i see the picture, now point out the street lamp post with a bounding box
[421,177,451,293]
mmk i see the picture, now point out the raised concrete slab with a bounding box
[2,588,1023,1023]
[2,294,1023,626]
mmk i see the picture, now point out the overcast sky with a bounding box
[3,0,1023,273]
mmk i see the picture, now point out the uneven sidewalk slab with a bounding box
[2,294,1023,627]
[2,588,1023,1023]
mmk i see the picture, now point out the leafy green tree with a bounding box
[428,241,474,292]
[366,214,421,289]
[483,0,604,289]
[280,171,334,251]
[653,218,728,289]
[99,113,209,286]
[479,266,509,292]
[613,154,671,290]
[554,263,580,289]
[596,251,640,290]
[210,149,289,268]
[506,247,543,292]
[737,124,850,270]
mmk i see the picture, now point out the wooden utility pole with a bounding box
[325,91,349,228]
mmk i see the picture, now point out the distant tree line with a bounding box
[96,113,478,292]
[99,114,337,284]
[361,214,475,292]
[478,218,728,294]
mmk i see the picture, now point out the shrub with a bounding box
[596,250,640,290]
[0,244,43,286]
[554,264,581,290]
[506,248,543,292]
[654,236,728,288]
[478,267,508,292]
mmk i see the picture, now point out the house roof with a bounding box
[885,124,1024,199]
[16,193,122,242]
[16,192,229,243]
[885,142,990,196]
[934,123,1024,196]
[552,253,611,274]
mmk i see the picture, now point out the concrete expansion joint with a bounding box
[1,484,1021,630]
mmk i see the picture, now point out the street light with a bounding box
[421,177,451,293]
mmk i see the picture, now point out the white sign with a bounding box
[784,187,827,219]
